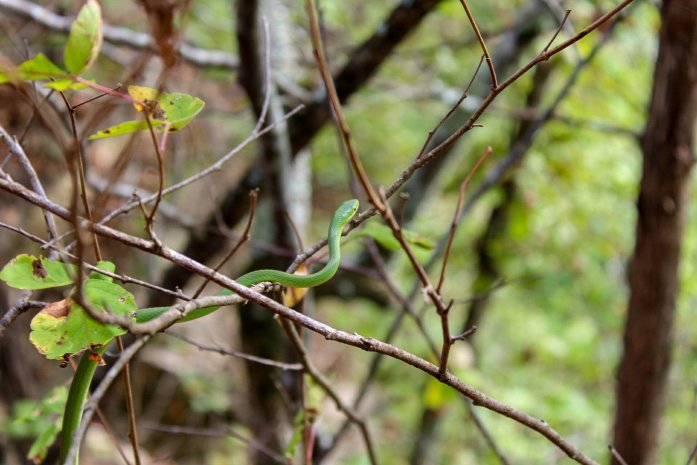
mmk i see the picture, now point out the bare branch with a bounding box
[305,0,384,212]
[459,0,497,88]
[164,330,302,371]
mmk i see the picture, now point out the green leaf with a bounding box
[64,0,103,74]
[0,385,67,464]
[89,86,205,140]
[0,255,76,290]
[89,260,116,281]
[284,410,305,459]
[29,278,136,360]
[357,223,434,252]
[88,119,165,140]
[28,423,61,464]
[19,54,67,81]
[157,92,206,131]
[43,79,88,91]
[0,54,77,87]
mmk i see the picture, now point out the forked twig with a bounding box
[459,0,497,88]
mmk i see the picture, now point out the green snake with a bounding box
[135,198,359,323]
[60,199,359,464]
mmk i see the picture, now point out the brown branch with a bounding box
[417,54,485,159]
[459,0,497,89]
[0,126,59,250]
[436,146,492,294]
[58,91,102,261]
[142,113,165,226]
[165,330,303,370]
[305,0,384,212]
[364,240,439,357]
[142,423,287,463]
[376,189,452,374]
[115,337,142,465]
[0,292,42,336]
[194,188,259,298]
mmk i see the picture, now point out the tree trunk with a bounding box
[612,1,697,464]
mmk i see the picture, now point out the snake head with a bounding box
[336,199,360,226]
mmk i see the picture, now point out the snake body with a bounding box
[135,198,359,323]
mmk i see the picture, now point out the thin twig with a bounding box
[141,423,286,463]
[466,401,511,465]
[165,330,303,370]
[452,326,477,342]
[459,1,497,88]
[305,0,384,212]
[0,292,37,336]
[116,337,142,465]
[73,83,123,110]
[542,9,572,54]
[58,91,102,261]
[194,188,259,298]
[686,436,697,465]
[143,115,166,226]
[436,147,492,294]
[364,240,439,357]
[0,126,59,249]
[609,445,629,465]
[376,189,452,374]
[417,54,485,159]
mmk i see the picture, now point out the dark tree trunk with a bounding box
[612,1,697,464]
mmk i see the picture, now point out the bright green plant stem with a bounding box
[135,198,359,323]
[58,199,359,464]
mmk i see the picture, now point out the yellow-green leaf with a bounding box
[29,279,136,360]
[89,86,205,139]
[20,54,67,80]
[64,0,103,74]
[43,79,87,91]
[88,118,165,140]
